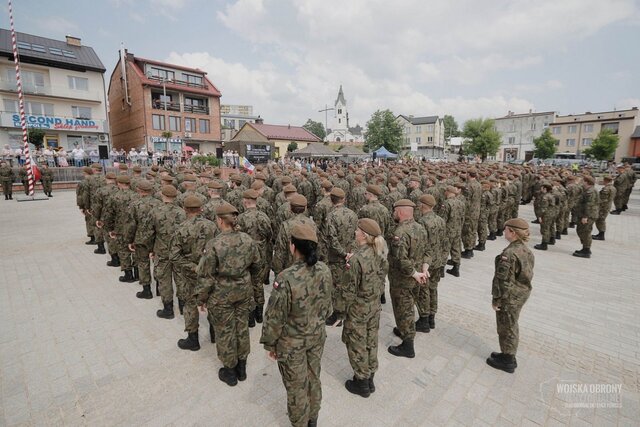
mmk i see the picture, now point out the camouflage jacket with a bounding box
[170,215,217,280]
[492,240,534,306]
[225,187,246,213]
[325,205,358,263]
[348,185,368,213]
[440,196,465,235]
[358,200,392,240]
[383,189,404,213]
[125,194,162,246]
[479,190,494,221]
[273,214,317,275]
[237,207,273,259]
[418,211,447,269]
[0,164,14,182]
[150,202,186,258]
[575,186,600,220]
[40,168,54,183]
[92,184,116,222]
[202,197,225,222]
[388,218,429,287]
[598,184,616,214]
[76,177,92,210]
[176,190,207,209]
[103,188,135,235]
[344,245,388,313]
[260,260,333,355]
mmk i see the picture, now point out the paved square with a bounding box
[1,189,639,426]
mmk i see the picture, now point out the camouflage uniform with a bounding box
[0,163,14,198]
[417,212,447,317]
[358,200,391,240]
[237,207,273,309]
[595,182,616,233]
[125,194,161,287]
[575,186,599,250]
[440,195,464,265]
[461,180,482,251]
[538,191,555,244]
[313,195,333,261]
[104,187,136,271]
[492,240,534,356]
[260,261,333,427]
[202,197,225,222]
[76,174,94,240]
[477,188,494,246]
[325,205,358,314]
[273,214,317,275]
[40,167,54,196]
[612,172,628,211]
[488,184,502,236]
[92,182,118,256]
[150,202,186,304]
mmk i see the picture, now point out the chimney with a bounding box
[288,124,291,129]
[507,111,513,116]
[528,109,532,114]
[66,35,81,47]
[255,116,263,124]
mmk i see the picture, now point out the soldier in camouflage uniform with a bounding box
[313,180,334,261]
[225,174,246,213]
[474,181,494,251]
[388,199,429,358]
[461,171,482,258]
[18,165,29,195]
[40,164,54,197]
[170,196,217,351]
[533,182,554,251]
[487,218,534,373]
[237,189,273,327]
[76,167,96,244]
[152,185,186,320]
[273,194,317,275]
[553,181,568,241]
[197,202,261,386]
[487,179,502,241]
[202,181,225,222]
[383,176,404,213]
[442,186,465,277]
[176,175,207,208]
[93,172,118,259]
[104,175,137,282]
[573,175,599,258]
[592,175,616,241]
[341,218,388,398]
[0,160,14,200]
[260,223,332,427]
[324,187,358,326]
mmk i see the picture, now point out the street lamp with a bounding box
[318,104,334,141]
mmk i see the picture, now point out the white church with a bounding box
[326,85,365,143]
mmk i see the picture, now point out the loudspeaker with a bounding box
[98,145,109,160]
[216,148,223,159]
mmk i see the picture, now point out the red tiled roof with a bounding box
[129,56,221,97]
[249,123,321,142]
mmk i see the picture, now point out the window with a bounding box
[169,116,181,132]
[428,136,433,142]
[71,106,92,119]
[531,122,536,130]
[566,138,576,147]
[7,69,46,91]
[337,109,342,114]
[602,122,619,134]
[62,50,76,58]
[185,118,196,132]
[415,137,421,143]
[68,76,89,91]
[543,122,549,128]
[152,114,165,130]
[25,101,54,116]
[150,68,175,81]
[426,124,434,132]
[552,126,561,135]
[239,119,246,127]
[582,138,592,146]
[31,44,46,53]
[583,124,594,132]
[17,41,31,50]
[568,125,577,134]
[182,73,203,86]
[49,47,63,56]
[3,99,18,113]
[338,118,341,124]
[199,119,210,133]
[415,126,421,133]
[508,137,516,144]
[223,119,236,129]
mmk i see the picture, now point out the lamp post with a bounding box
[318,104,334,141]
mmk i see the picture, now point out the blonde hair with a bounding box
[365,233,388,258]
[508,226,530,242]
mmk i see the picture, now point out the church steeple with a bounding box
[335,85,346,107]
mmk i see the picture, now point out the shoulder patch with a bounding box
[273,281,280,290]
[501,255,509,261]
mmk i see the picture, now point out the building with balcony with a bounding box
[549,108,639,162]
[220,104,260,142]
[396,115,445,158]
[108,50,221,153]
[227,121,321,161]
[0,29,108,151]
[494,110,556,161]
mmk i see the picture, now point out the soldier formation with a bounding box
[73,158,635,427]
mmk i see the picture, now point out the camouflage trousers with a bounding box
[595,210,609,232]
[540,215,554,243]
[613,190,627,210]
[446,233,462,264]
[94,226,105,245]
[477,214,489,244]
[177,272,200,333]
[328,262,349,314]
[134,245,152,286]
[510,200,519,219]
[84,213,96,238]
[496,205,508,231]
[1,180,11,196]
[461,215,479,250]
[342,302,381,380]
[416,267,442,316]
[113,235,133,270]
[576,219,594,249]
[496,302,525,355]
[488,210,498,233]
[277,336,325,427]
[389,276,418,340]
[555,207,568,234]
[253,261,268,306]
[154,257,174,304]
[209,288,252,368]
[42,179,52,194]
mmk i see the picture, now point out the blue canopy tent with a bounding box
[373,146,398,159]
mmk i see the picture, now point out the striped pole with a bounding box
[8,0,34,196]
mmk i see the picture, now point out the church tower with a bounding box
[334,85,347,132]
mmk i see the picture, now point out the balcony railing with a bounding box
[148,75,208,90]
[183,104,209,114]
[0,80,103,101]
[151,100,181,112]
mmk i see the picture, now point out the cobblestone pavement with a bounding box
[1,188,639,426]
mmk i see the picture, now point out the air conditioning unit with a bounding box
[184,132,192,138]
[98,134,108,142]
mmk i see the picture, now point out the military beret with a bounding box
[216,201,238,215]
[137,180,153,191]
[161,185,178,197]
[409,175,421,182]
[243,189,259,199]
[255,172,267,180]
[213,168,222,176]
[183,174,197,182]
[151,165,160,172]
[388,177,399,185]
[365,184,382,196]
[445,185,457,193]
[91,163,102,170]
[184,195,203,208]
[199,172,212,179]
[105,172,117,179]
[321,180,333,190]
[330,187,346,198]
[118,164,128,171]
[393,199,416,208]
[283,184,297,194]
[160,176,174,183]
[583,175,595,185]
[291,223,317,243]
[281,176,292,184]
[301,170,308,176]
[419,194,437,207]
[505,218,529,231]
[289,193,307,207]
[132,166,142,172]
[230,174,243,183]
[454,182,466,190]
[207,181,224,189]
[358,218,382,237]
[177,165,186,170]
[337,170,345,178]
[116,175,130,184]
[147,171,157,177]
[82,166,93,174]
[603,175,613,182]
[354,175,364,183]
[251,180,264,190]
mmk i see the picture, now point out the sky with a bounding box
[5,0,640,130]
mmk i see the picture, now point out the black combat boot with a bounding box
[4,194,7,200]
[47,192,52,197]
[415,316,430,333]
[85,236,96,245]
[380,293,386,304]
[549,237,556,245]
[592,231,605,241]
[209,324,215,343]
[248,311,256,328]
[254,304,263,323]
[488,232,496,241]
[136,285,153,299]
[555,231,561,240]
[235,359,247,381]
[569,221,576,227]
[534,242,548,251]
[428,314,435,329]
[178,299,185,315]
[496,229,503,236]
[177,331,200,351]
[218,367,238,386]
[622,204,628,211]
[8,194,12,200]
[490,352,518,367]
[486,353,516,373]
[308,419,318,427]
[446,259,455,266]
[610,209,621,215]
[155,280,160,296]
[572,247,591,258]
[325,311,338,326]
[119,269,135,283]
[107,254,120,267]
[369,373,376,393]
[156,301,174,319]
[132,266,139,282]
[94,242,106,254]
[561,228,568,235]
[345,376,370,398]
[388,340,415,358]
[474,242,486,251]
[446,264,460,277]
[393,327,402,338]
[461,249,474,259]
[531,219,540,224]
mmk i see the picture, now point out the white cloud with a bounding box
[35,16,79,34]
[514,80,564,94]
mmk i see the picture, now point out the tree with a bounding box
[28,128,45,149]
[533,128,558,159]
[461,118,501,161]
[287,141,298,152]
[583,128,619,161]
[302,119,326,141]
[443,114,460,141]
[364,109,402,154]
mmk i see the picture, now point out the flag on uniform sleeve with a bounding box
[240,156,255,174]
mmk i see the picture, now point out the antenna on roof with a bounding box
[120,42,131,107]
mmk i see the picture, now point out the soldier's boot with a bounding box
[446,259,455,266]
[132,266,139,282]
[486,353,516,373]
[461,249,473,259]
[531,219,540,224]
[85,236,96,245]
[156,301,174,319]
[8,194,12,200]
[572,247,591,258]
[325,311,338,326]
[562,228,568,235]
[592,231,605,241]
[555,231,561,240]
[380,293,386,304]
[119,269,135,283]
[609,209,621,215]
[622,204,628,211]
[248,311,256,328]
[490,352,518,368]
[345,376,370,398]
[209,324,215,343]
[178,299,185,315]
[474,242,486,251]
[496,229,503,236]
[415,316,430,333]
[569,221,576,227]
[93,242,106,254]
[308,419,318,427]
[549,237,556,245]
[177,331,200,351]
[446,264,460,277]
[218,367,238,387]
[107,254,120,267]
[393,327,402,338]
[136,285,153,299]
[155,280,160,297]
[48,192,53,197]
[387,339,415,358]
[254,305,263,324]
[534,242,548,251]
[235,359,247,381]
[369,373,376,393]
[488,232,496,241]
[4,194,7,200]
[428,314,435,329]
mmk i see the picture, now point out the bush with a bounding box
[191,155,221,167]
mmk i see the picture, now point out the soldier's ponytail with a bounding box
[365,233,388,258]
[291,236,318,266]
[219,213,238,229]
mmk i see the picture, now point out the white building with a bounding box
[493,110,556,161]
[0,30,108,151]
[326,85,364,143]
[220,104,260,142]
[396,114,445,158]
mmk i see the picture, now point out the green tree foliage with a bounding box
[533,128,558,159]
[583,128,619,160]
[191,154,221,167]
[28,128,45,149]
[364,109,402,154]
[287,141,298,152]
[443,114,460,140]
[462,118,502,161]
[302,119,326,140]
